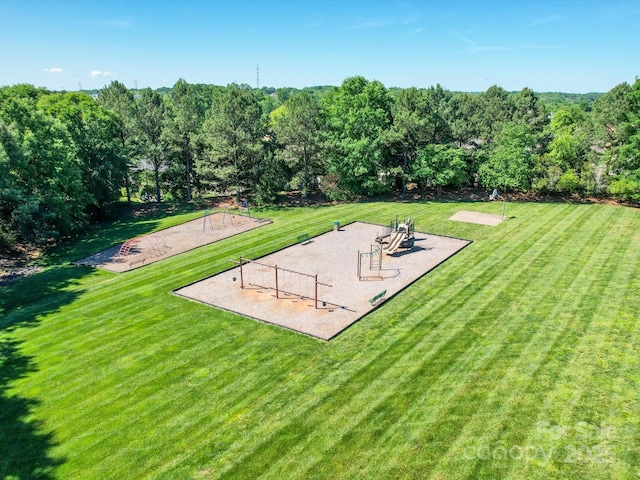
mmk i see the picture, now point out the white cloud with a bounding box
[346,18,394,31]
[527,15,561,29]
[44,67,67,74]
[88,70,114,78]
[454,33,510,52]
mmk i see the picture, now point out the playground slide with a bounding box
[383,231,405,255]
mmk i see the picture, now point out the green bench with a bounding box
[297,233,311,244]
[369,290,387,306]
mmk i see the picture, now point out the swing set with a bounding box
[231,257,332,309]
[202,203,255,232]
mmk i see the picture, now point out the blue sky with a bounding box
[1,0,638,93]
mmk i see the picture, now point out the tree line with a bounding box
[1,76,639,247]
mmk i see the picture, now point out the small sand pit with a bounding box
[175,222,471,340]
[76,211,271,273]
[449,210,504,226]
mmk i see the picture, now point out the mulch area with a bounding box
[75,212,271,273]
[175,221,471,341]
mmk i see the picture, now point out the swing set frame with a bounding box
[231,257,332,309]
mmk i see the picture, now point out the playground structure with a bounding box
[175,221,472,341]
[202,203,255,232]
[357,244,383,281]
[117,235,168,264]
[232,257,333,309]
[76,210,272,273]
[375,217,415,255]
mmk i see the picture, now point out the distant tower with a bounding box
[78,81,82,91]
[256,64,260,89]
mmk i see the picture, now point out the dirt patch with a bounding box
[449,210,504,226]
[75,212,271,273]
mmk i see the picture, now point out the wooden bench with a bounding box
[297,233,311,244]
[369,290,387,306]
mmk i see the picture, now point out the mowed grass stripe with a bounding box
[2,202,639,480]
[290,207,614,478]
[336,206,632,480]
[208,206,592,477]
[208,204,628,478]
[424,205,634,479]
[509,207,640,479]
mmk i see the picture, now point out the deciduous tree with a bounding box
[322,76,392,199]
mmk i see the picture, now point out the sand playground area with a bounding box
[449,210,504,226]
[175,221,471,340]
[76,211,271,273]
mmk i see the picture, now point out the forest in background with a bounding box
[1,76,639,248]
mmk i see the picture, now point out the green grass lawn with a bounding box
[1,200,638,479]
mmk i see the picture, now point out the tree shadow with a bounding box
[0,338,64,479]
[43,201,203,266]
[1,265,88,478]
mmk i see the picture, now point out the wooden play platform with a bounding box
[175,221,471,340]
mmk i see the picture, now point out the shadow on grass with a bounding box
[1,265,89,478]
[0,338,64,479]
[43,202,192,265]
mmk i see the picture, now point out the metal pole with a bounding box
[239,257,244,289]
[275,265,279,298]
[315,274,318,309]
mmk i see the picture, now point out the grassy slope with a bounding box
[1,201,638,479]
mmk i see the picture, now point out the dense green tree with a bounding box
[384,87,436,192]
[253,138,290,204]
[448,92,482,148]
[606,79,640,200]
[512,87,548,134]
[165,79,202,201]
[133,88,170,202]
[0,86,89,244]
[477,85,515,142]
[322,76,392,199]
[98,81,137,203]
[39,92,126,213]
[412,144,468,196]
[591,82,632,148]
[199,84,264,202]
[423,84,453,144]
[534,105,591,193]
[478,122,537,191]
[270,90,322,196]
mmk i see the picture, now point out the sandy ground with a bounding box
[175,222,471,340]
[75,212,271,273]
[449,210,504,226]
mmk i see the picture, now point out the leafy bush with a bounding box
[556,169,581,193]
[608,176,640,202]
